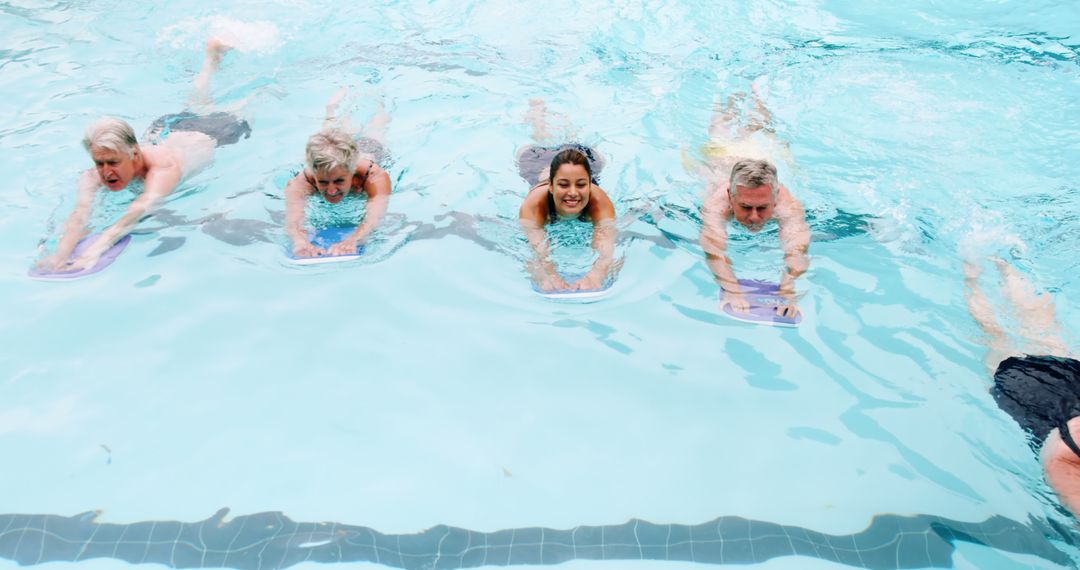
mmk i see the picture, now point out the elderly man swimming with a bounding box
[38,39,249,271]
[697,88,809,318]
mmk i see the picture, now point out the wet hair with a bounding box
[305,128,359,175]
[82,117,138,158]
[728,159,779,199]
[546,148,593,222]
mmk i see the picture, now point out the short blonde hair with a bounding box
[83,117,138,157]
[304,128,358,174]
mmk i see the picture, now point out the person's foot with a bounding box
[963,260,982,282]
[206,38,234,66]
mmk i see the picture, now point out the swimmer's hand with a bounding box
[35,253,65,272]
[776,292,800,319]
[722,291,751,313]
[537,274,571,292]
[572,273,604,292]
[66,245,106,272]
[327,238,359,256]
[293,242,326,258]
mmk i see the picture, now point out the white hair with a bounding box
[728,159,779,199]
[304,128,358,174]
[82,117,138,158]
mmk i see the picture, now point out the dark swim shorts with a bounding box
[992,355,1080,452]
[355,136,390,167]
[517,143,604,185]
[145,112,252,147]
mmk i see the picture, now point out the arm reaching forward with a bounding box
[775,186,809,318]
[701,187,750,312]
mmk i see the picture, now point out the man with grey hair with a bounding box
[39,39,249,272]
[696,87,809,318]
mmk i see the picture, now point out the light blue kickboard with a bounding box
[28,234,132,281]
[532,273,614,302]
[721,279,802,327]
[287,227,365,265]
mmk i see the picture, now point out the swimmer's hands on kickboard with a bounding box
[722,290,752,313]
[292,241,328,258]
[571,273,604,292]
[776,290,801,319]
[326,237,360,257]
[536,273,572,293]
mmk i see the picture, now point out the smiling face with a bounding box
[550,163,592,217]
[313,165,353,204]
[90,146,139,191]
[731,183,776,232]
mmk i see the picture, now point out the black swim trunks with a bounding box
[517,143,604,185]
[145,112,252,147]
[992,355,1080,457]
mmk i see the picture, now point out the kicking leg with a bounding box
[525,98,552,144]
[994,257,1072,358]
[188,38,233,112]
[964,260,1015,371]
[363,95,391,143]
[707,92,745,141]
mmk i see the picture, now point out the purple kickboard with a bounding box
[28,234,132,281]
[721,279,802,327]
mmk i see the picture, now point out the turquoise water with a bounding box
[1,1,1079,569]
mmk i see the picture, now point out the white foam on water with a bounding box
[158,16,283,55]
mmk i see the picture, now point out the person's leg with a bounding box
[707,92,745,141]
[746,78,773,133]
[188,38,233,112]
[964,260,1015,371]
[322,85,350,131]
[994,257,1072,358]
[525,98,553,144]
[363,95,391,144]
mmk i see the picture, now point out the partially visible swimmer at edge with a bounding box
[38,39,249,271]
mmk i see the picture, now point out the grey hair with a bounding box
[305,128,358,174]
[82,117,138,158]
[728,159,779,199]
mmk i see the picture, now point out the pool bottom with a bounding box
[0,508,1072,569]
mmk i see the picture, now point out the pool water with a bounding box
[1,1,1079,569]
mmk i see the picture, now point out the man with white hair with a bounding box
[39,39,249,271]
[697,88,810,319]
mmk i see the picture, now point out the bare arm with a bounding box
[325,165,392,256]
[41,171,98,269]
[284,173,320,256]
[519,185,567,291]
[776,188,809,295]
[576,186,617,290]
[71,158,181,268]
[700,187,739,292]
[350,165,391,243]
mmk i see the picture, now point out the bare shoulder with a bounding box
[141,144,181,171]
[520,183,548,224]
[361,161,391,196]
[776,184,805,217]
[702,182,730,214]
[589,185,615,221]
[285,170,315,196]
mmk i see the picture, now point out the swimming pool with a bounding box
[1,1,1079,569]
